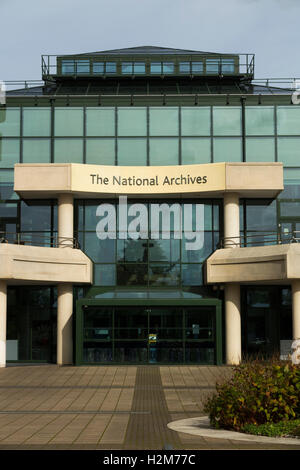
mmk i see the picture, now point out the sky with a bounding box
[0,0,300,82]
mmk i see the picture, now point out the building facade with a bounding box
[0,46,300,367]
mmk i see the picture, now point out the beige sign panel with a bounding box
[14,162,283,199]
[71,163,226,195]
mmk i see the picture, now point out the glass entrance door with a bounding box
[80,303,219,364]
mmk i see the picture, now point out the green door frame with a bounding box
[75,297,222,365]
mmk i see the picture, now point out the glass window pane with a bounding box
[85,203,101,230]
[23,108,51,137]
[21,202,51,231]
[0,108,20,136]
[94,264,115,286]
[86,139,115,165]
[179,62,190,73]
[23,139,51,163]
[150,108,179,136]
[192,62,203,73]
[213,138,242,162]
[106,62,116,73]
[0,170,17,199]
[93,62,104,74]
[277,107,300,135]
[149,239,180,262]
[182,264,203,286]
[246,138,275,162]
[181,107,210,136]
[278,138,300,166]
[84,234,115,262]
[133,62,145,74]
[149,264,180,286]
[150,63,161,74]
[54,108,83,136]
[213,107,241,135]
[122,62,132,74]
[182,231,212,263]
[117,239,148,262]
[149,138,179,165]
[117,264,147,286]
[118,108,147,136]
[75,60,90,74]
[162,63,174,74]
[86,108,115,136]
[0,139,19,168]
[245,107,274,136]
[182,138,211,164]
[0,202,17,217]
[206,59,220,73]
[246,200,277,232]
[61,60,74,74]
[118,138,147,166]
[54,139,83,163]
[221,59,235,73]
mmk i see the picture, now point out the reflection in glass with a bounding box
[278,138,300,166]
[94,264,116,286]
[277,107,300,135]
[149,264,180,286]
[54,139,83,163]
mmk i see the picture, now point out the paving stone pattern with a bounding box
[0,364,298,450]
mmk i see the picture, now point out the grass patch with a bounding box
[242,419,300,438]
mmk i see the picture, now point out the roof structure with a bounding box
[71,45,228,56]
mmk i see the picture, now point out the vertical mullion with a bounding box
[20,105,23,163]
[83,105,86,164]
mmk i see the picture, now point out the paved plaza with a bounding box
[0,364,298,450]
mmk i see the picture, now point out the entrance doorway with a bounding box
[76,299,222,365]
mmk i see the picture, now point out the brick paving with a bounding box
[0,364,298,450]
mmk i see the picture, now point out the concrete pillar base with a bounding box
[225,283,241,365]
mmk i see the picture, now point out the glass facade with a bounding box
[2,105,300,169]
[1,99,300,364]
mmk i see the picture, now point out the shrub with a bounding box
[203,360,300,432]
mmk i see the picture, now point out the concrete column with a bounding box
[292,280,300,340]
[58,194,74,247]
[0,281,7,368]
[223,192,240,248]
[57,283,73,365]
[225,283,241,365]
[223,193,241,364]
[57,194,74,365]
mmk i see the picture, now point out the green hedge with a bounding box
[204,360,300,432]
